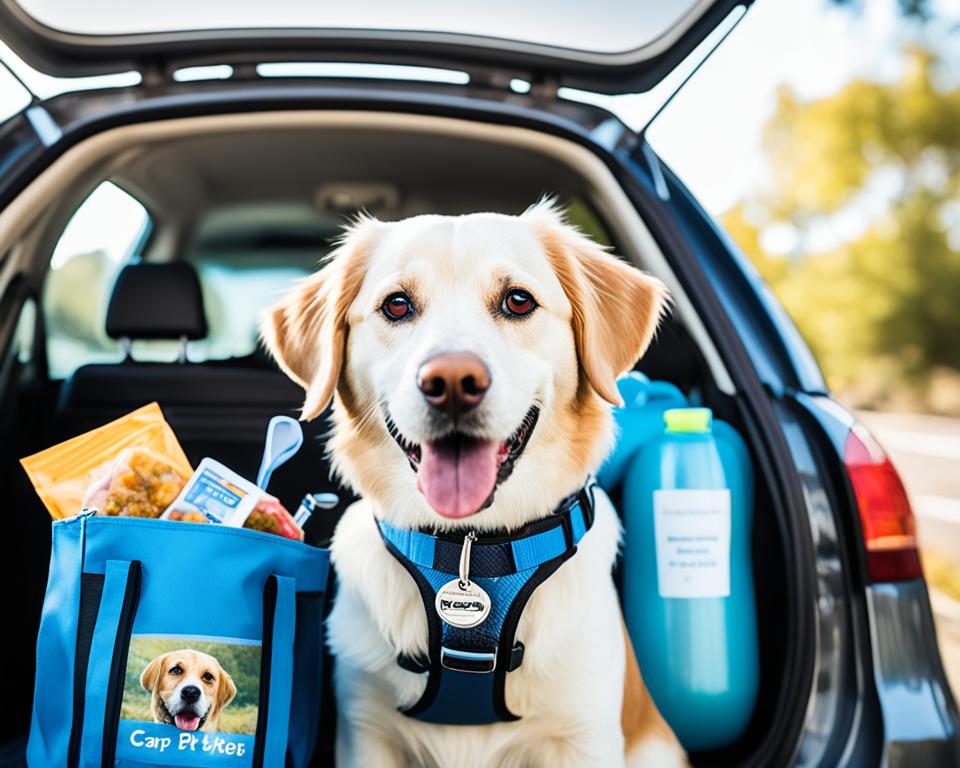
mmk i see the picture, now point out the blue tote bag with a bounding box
[28,512,329,768]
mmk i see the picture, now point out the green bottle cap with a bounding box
[664,407,712,434]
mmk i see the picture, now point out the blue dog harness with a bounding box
[377,484,596,724]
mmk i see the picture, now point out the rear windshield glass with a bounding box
[15,0,705,56]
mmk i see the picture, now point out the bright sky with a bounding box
[0,0,954,238]
[591,0,956,213]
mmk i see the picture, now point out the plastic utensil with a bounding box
[294,492,341,526]
[257,416,304,490]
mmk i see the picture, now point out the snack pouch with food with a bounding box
[83,447,186,518]
[164,457,304,540]
[20,402,192,520]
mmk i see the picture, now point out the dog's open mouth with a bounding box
[161,701,206,732]
[385,406,539,518]
[175,712,202,731]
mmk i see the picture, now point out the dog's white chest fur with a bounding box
[327,489,628,768]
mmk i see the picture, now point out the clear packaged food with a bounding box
[20,402,193,520]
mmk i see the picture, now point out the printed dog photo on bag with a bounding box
[120,637,260,736]
[140,649,235,732]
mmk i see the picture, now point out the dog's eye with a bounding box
[381,292,414,321]
[502,289,537,318]
[170,665,182,675]
[202,672,215,683]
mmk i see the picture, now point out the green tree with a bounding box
[723,48,960,410]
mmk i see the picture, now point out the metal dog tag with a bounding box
[435,531,491,629]
[435,580,491,629]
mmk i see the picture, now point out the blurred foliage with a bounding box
[723,48,960,413]
[830,0,932,21]
[923,549,960,603]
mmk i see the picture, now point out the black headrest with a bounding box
[106,263,207,340]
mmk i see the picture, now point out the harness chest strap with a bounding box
[376,484,596,725]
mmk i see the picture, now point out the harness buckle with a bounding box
[440,646,497,674]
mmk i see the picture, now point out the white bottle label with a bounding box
[653,489,731,598]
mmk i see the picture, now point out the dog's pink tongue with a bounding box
[175,713,201,731]
[417,439,499,518]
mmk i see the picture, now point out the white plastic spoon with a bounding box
[257,415,304,490]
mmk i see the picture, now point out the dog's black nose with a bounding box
[418,352,491,416]
[180,685,201,703]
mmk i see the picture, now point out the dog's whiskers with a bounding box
[353,399,385,434]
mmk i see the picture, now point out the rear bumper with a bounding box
[868,579,960,765]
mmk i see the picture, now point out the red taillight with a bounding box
[844,424,922,582]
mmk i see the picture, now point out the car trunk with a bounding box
[0,0,751,93]
[0,110,810,765]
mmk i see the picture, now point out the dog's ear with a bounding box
[140,655,166,693]
[260,218,377,420]
[525,200,668,406]
[217,668,237,711]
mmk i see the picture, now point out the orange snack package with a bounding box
[20,402,193,520]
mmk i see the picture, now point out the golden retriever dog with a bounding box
[262,201,686,767]
[140,649,237,733]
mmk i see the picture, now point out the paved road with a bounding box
[858,410,960,698]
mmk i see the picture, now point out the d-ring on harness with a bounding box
[376,484,596,724]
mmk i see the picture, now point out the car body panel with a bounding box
[796,392,960,764]
[778,395,883,767]
[0,0,751,94]
[868,581,960,765]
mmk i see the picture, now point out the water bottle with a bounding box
[622,407,758,751]
[598,373,687,490]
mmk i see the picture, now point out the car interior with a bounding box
[0,112,796,764]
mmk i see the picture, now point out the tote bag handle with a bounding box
[253,574,297,768]
[79,559,142,768]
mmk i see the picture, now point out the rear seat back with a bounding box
[104,261,208,343]
[57,262,348,542]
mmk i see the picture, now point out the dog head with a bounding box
[262,201,667,530]
[140,649,236,732]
